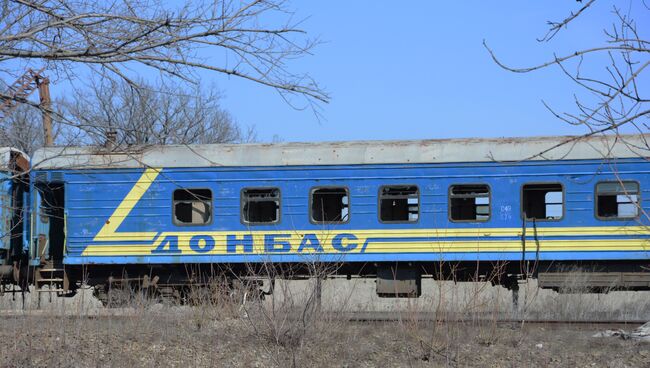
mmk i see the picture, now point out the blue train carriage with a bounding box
[29,135,650,301]
[0,148,29,292]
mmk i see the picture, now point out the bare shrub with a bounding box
[236,258,354,367]
[390,263,515,365]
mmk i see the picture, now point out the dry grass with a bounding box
[2,271,650,367]
[2,311,648,368]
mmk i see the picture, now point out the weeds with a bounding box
[1,267,650,367]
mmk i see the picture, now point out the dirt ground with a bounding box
[0,313,648,368]
[2,279,650,367]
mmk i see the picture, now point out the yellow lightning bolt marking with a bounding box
[93,167,161,242]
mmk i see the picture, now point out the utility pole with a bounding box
[36,77,53,146]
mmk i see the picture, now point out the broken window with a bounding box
[242,188,280,224]
[449,184,490,222]
[173,189,212,225]
[379,185,419,222]
[311,187,349,223]
[522,183,563,221]
[596,181,639,219]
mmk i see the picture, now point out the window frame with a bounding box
[309,186,351,225]
[240,187,282,226]
[447,183,492,223]
[172,187,214,226]
[519,182,565,222]
[594,180,641,221]
[377,184,421,224]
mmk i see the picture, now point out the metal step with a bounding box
[37,278,63,282]
[35,262,70,302]
[39,269,65,273]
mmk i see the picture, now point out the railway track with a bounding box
[335,311,648,325]
[0,308,647,326]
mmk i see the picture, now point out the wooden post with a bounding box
[37,77,53,146]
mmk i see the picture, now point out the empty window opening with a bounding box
[449,184,490,222]
[311,187,349,223]
[173,189,212,225]
[596,181,639,219]
[380,185,419,222]
[522,183,563,220]
[242,188,280,224]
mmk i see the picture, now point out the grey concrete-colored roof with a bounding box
[31,134,650,170]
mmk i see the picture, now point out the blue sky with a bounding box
[205,1,648,142]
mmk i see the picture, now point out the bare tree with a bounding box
[0,0,328,111]
[483,1,650,157]
[0,103,43,154]
[59,79,256,146]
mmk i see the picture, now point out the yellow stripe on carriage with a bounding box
[92,225,650,244]
[80,230,650,256]
[93,167,162,242]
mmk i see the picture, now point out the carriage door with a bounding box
[32,177,66,263]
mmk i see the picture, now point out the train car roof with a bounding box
[31,134,650,170]
[0,147,29,172]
